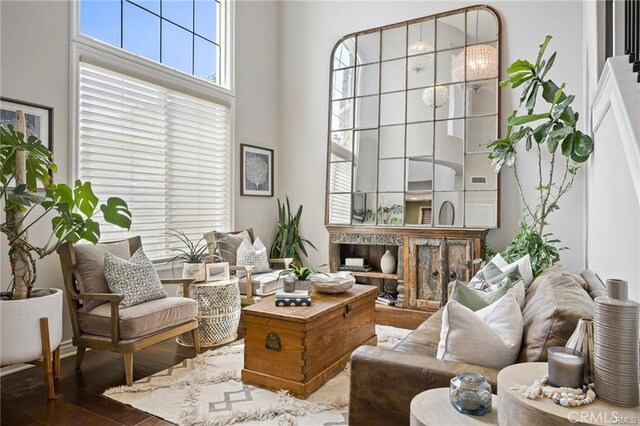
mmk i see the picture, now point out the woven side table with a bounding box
[177,278,241,347]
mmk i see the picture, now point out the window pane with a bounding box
[80,0,121,46]
[162,21,193,74]
[194,0,217,42]
[162,0,193,30]
[130,0,160,14]
[123,2,160,61]
[194,36,218,82]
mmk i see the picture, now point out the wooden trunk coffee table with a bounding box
[241,284,377,398]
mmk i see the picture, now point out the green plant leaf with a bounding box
[532,122,553,143]
[79,218,100,244]
[573,131,594,160]
[561,134,574,157]
[540,51,557,78]
[548,125,574,140]
[73,180,99,217]
[7,184,45,207]
[535,35,552,68]
[507,59,534,73]
[508,113,549,125]
[525,83,539,113]
[100,197,132,229]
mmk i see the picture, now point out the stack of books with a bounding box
[339,257,372,272]
[274,289,311,307]
[376,294,398,306]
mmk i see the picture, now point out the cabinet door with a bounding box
[407,237,443,310]
[407,237,475,309]
[443,239,475,304]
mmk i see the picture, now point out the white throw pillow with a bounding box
[494,253,534,288]
[437,292,523,369]
[236,237,270,277]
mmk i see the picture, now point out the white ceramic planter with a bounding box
[183,262,206,282]
[0,288,63,366]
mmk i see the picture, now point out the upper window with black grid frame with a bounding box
[80,0,225,86]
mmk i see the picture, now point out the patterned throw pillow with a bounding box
[468,260,521,292]
[104,248,167,309]
[236,237,271,278]
[450,278,525,311]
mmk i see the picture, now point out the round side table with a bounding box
[177,277,241,347]
[498,362,640,426]
[410,388,498,426]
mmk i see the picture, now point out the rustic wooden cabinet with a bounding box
[327,226,488,317]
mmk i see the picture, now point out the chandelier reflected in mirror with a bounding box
[451,44,498,82]
[422,85,449,108]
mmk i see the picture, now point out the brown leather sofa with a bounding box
[349,269,606,425]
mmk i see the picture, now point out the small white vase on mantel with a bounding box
[380,250,396,274]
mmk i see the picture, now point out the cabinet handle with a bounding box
[449,271,458,281]
[344,303,353,318]
[431,270,439,279]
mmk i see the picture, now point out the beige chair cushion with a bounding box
[213,230,251,266]
[517,270,594,362]
[74,241,131,312]
[78,297,197,340]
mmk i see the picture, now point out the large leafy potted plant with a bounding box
[269,196,317,266]
[0,119,131,366]
[488,36,594,276]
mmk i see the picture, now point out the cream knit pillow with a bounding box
[437,292,523,369]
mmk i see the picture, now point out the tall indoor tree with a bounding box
[1,119,132,300]
[488,36,594,275]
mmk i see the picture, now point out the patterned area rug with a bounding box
[104,325,410,425]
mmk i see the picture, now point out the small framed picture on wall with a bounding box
[206,262,230,282]
[0,97,54,186]
[241,144,274,197]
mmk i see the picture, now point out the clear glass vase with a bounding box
[449,372,492,416]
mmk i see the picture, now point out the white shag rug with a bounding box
[104,325,410,425]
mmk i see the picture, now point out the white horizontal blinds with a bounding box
[78,62,231,260]
[165,91,231,239]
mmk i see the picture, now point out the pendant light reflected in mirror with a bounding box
[408,21,434,73]
[422,85,449,108]
[451,10,498,82]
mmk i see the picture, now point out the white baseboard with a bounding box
[0,339,79,377]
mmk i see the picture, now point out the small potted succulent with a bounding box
[279,265,316,291]
[167,229,211,282]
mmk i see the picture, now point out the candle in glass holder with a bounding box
[548,347,584,388]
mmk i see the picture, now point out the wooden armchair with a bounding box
[57,236,200,386]
[203,229,292,305]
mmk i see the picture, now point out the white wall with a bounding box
[234,0,281,241]
[0,0,281,344]
[0,0,73,339]
[278,1,587,270]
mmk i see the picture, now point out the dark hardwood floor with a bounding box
[1,328,244,426]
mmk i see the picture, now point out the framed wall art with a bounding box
[241,144,273,197]
[0,97,54,186]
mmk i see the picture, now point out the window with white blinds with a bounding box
[77,61,231,261]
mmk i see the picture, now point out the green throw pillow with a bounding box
[449,279,516,311]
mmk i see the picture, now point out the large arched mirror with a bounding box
[326,5,501,228]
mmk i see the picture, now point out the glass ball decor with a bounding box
[449,372,492,416]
